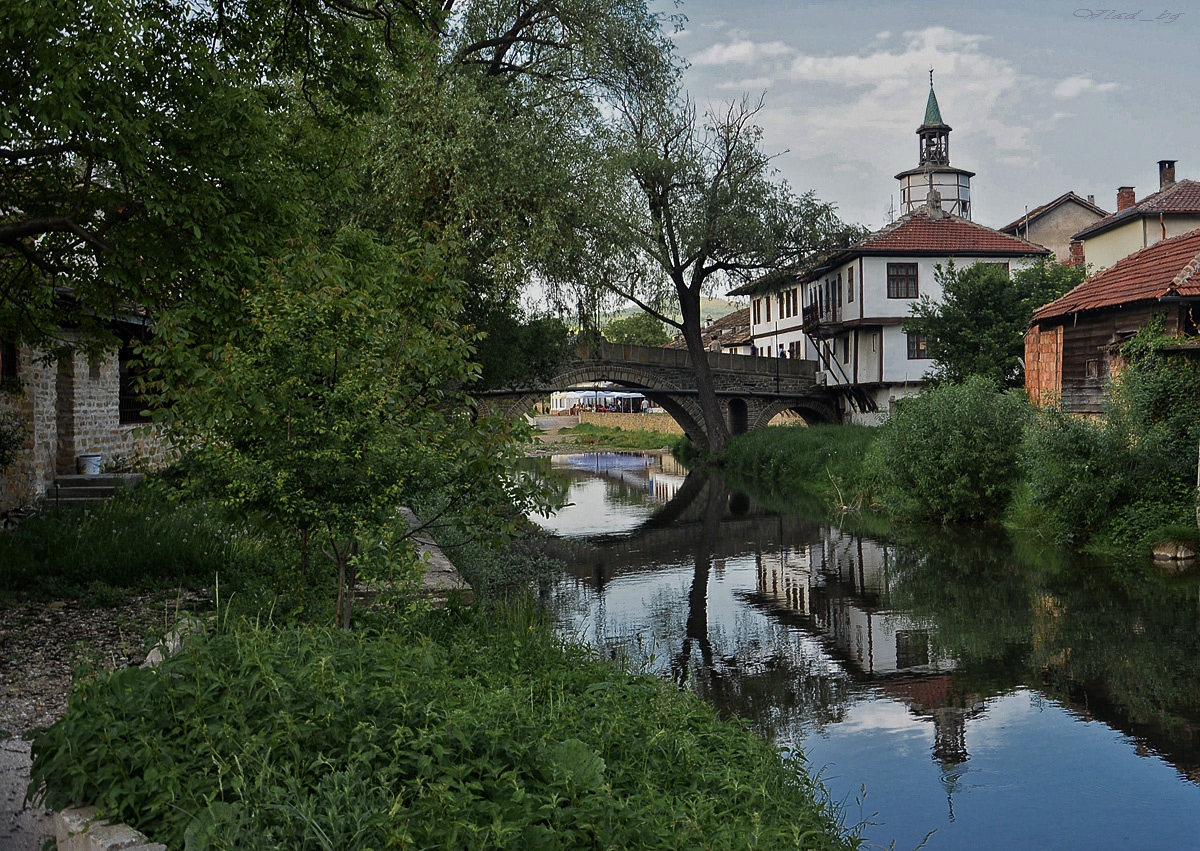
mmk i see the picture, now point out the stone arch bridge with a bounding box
[475,340,837,442]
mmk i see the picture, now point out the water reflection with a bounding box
[533,455,1200,851]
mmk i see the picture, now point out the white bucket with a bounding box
[76,454,102,475]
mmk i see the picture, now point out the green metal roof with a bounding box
[923,85,943,126]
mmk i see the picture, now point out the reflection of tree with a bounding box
[1033,559,1200,780]
[665,475,854,737]
[888,524,1200,781]
[883,526,1038,698]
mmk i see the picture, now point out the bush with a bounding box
[29,607,857,850]
[866,377,1031,523]
[720,424,877,506]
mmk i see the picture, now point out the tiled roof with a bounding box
[1031,228,1200,322]
[1073,179,1200,240]
[728,205,1047,296]
[664,308,750,350]
[998,191,1108,234]
[852,207,1051,256]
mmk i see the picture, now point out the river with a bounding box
[526,451,1200,851]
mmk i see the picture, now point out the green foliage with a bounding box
[904,259,1084,387]
[30,608,857,850]
[465,286,572,390]
[0,0,435,352]
[1022,316,1200,551]
[867,377,1031,523]
[720,425,878,515]
[602,312,671,346]
[145,231,544,625]
[0,405,24,473]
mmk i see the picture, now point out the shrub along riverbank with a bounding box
[716,323,1200,558]
[13,487,859,850]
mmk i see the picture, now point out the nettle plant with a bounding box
[147,230,538,625]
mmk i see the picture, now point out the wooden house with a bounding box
[1025,228,1200,412]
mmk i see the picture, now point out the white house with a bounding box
[731,81,1050,424]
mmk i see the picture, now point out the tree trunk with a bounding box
[677,285,729,452]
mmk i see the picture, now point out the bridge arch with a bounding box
[749,398,839,430]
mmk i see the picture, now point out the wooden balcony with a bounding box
[802,302,840,336]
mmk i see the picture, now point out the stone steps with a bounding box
[47,474,144,509]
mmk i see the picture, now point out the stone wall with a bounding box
[0,342,172,511]
[579,411,684,435]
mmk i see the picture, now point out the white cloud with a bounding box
[691,38,792,66]
[764,26,1032,160]
[1052,75,1120,98]
[715,76,775,91]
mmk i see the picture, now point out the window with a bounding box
[765,297,771,323]
[907,333,930,360]
[847,266,854,302]
[837,273,843,306]
[887,263,919,298]
[841,336,850,364]
[1085,358,1100,379]
[118,346,152,424]
[752,299,761,325]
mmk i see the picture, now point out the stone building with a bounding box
[0,333,171,511]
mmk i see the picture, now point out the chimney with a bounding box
[1159,159,1177,190]
[1087,194,1095,205]
[1117,186,1136,211]
[926,188,944,221]
[1067,239,1085,268]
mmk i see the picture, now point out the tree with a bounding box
[603,312,671,346]
[904,259,1085,387]
[579,90,862,451]
[147,231,543,626]
[0,0,445,353]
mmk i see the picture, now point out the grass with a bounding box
[30,601,859,850]
[0,489,295,606]
[553,421,678,450]
[718,424,879,515]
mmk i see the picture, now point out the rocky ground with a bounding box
[0,589,210,850]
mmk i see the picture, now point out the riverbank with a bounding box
[6,486,859,850]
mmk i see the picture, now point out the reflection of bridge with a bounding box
[476,341,838,442]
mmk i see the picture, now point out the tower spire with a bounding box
[894,74,974,219]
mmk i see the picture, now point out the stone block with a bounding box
[56,806,165,851]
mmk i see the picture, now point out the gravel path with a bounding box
[0,589,210,850]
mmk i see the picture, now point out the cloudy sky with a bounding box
[658,0,1195,232]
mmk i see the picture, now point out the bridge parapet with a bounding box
[577,340,816,381]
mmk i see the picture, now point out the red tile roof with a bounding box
[998,191,1108,235]
[728,205,1047,296]
[856,207,1051,256]
[1073,179,1200,240]
[1031,228,1200,322]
